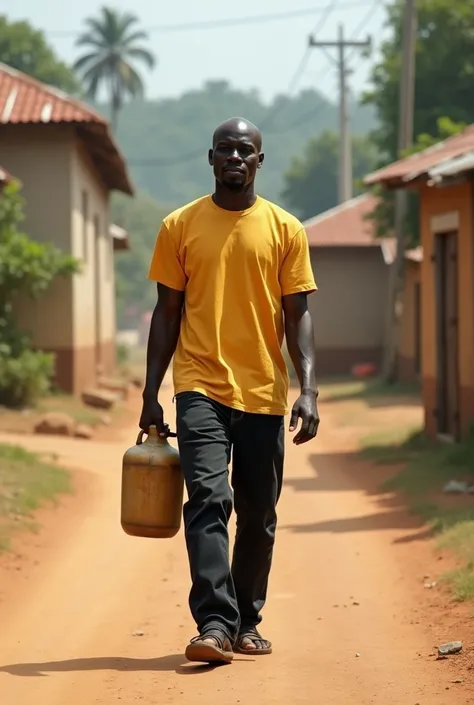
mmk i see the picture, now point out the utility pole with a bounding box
[382,0,418,382]
[309,24,371,204]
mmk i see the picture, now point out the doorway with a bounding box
[434,231,459,439]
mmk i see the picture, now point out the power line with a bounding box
[260,0,340,129]
[127,0,383,167]
[345,0,380,61]
[266,0,380,135]
[130,148,204,167]
[47,1,379,38]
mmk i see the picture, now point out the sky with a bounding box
[2,0,389,104]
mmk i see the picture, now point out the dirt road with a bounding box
[0,389,468,704]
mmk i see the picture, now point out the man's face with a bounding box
[209,125,263,191]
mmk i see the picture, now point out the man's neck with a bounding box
[212,183,257,212]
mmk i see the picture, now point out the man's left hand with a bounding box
[289,392,320,445]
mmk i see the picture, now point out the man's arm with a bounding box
[283,292,319,444]
[140,283,184,431]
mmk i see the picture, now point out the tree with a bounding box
[364,0,474,165]
[280,131,378,220]
[74,6,156,132]
[0,16,79,92]
[0,181,78,407]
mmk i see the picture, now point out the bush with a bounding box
[0,349,55,408]
[0,180,78,408]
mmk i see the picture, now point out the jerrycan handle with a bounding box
[136,423,177,445]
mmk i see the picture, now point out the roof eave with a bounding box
[76,123,134,196]
[363,174,428,190]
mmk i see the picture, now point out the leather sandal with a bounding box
[234,627,272,655]
[185,627,234,664]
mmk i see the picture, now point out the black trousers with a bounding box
[176,391,284,642]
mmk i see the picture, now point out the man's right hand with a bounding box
[139,395,166,436]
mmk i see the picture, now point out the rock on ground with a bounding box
[34,412,76,437]
[74,424,94,440]
[81,389,118,411]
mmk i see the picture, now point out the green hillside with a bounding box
[102,80,375,208]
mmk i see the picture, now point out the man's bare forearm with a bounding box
[142,284,184,400]
[283,293,318,397]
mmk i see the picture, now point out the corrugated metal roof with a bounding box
[364,125,474,188]
[304,193,388,246]
[0,63,133,195]
[428,150,474,183]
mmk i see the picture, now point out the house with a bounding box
[398,247,422,383]
[0,62,133,394]
[304,193,394,376]
[365,126,474,440]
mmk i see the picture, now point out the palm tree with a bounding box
[74,6,156,132]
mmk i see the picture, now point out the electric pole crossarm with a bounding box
[308,24,371,204]
[308,37,371,48]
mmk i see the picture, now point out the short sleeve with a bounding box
[280,228,317,296]
[148,222,187,291]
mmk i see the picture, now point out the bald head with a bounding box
[212,117,262,151]
[209,116,264,194]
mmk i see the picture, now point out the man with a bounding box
[140,117,319,665]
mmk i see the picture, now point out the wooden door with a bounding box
[435,232,459,438]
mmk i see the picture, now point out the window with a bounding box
[81,190,89,260]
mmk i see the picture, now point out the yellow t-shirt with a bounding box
[148,195,316,415]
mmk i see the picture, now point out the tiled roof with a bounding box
[0,63,133,195]
[304,193,388,246]
[364,125,474,188]
[0,62,106,125]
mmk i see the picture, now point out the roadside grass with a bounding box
[0,443,71,552]
[39,393,104,425]
[360,423,474,601]
[321,376,420,402]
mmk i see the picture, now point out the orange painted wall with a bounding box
[418,181,474,437]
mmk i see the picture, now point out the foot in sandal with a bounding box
[234,627,272,655]
[185,627,234,664]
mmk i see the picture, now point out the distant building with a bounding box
[304,193,394,376]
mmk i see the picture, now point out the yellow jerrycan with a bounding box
[121,424,184,539]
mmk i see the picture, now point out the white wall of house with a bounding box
[71,141,116,360]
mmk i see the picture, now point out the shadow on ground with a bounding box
[0,654,253,677]
[282,449,429,543]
